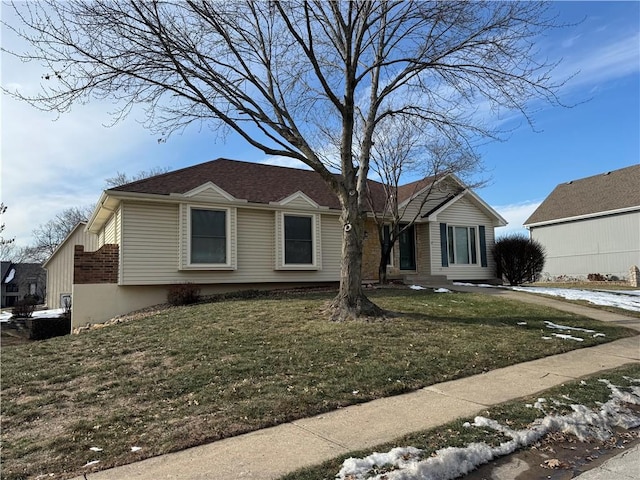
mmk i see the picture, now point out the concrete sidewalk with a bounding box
[74,290,640,480]
[574,443,640,480]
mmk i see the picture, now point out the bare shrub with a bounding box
[493,234,545,286]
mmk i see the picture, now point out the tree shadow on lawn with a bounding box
[388,309,637,349]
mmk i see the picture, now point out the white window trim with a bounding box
[185,205,234,270]
[448,225,479,265]
[277,211,320,270]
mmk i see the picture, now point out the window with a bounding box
[190,208,227,264]
[6,283,18,293]
[284,215,313,264]
[447,226,477,265]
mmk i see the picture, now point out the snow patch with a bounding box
[409,285,426,290]
[4,268,15,283]
[510,287,640,312]
[434,288,452,293]
[0,308,65,323]
[336,379,640,480]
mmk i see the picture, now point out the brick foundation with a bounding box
[74,244,119,284]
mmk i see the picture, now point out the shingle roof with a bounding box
[524,164,640,226]
[111,158,399,212]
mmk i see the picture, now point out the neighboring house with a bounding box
[72,158,506,327]
[1,261,47,308]
[524,164,640,281]
[43,221,99,309]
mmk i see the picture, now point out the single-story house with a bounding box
[68,158,506,327]
[524,164,640,281]
[43,221,98,309]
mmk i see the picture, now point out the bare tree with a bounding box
[0,203,15,250]
[29,206,94,261]
[5,1,566,320]
[366,115,483,283]
[105,166,171,188]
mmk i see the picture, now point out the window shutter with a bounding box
[479,225,488,267]
[440,223,449,267]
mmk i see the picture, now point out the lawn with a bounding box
[281,362,640,480]
[1,288,636,480]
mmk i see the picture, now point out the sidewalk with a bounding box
[74,291,640,480]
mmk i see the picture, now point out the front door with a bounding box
[399,224,416,270]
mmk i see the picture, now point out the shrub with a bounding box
[167,283,201,306]
[492,234,545,286]
[12,298,37,318]
[587,273,606,282]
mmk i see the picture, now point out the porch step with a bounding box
[402,274,451,286]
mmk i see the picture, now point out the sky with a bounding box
[1,1,639,249]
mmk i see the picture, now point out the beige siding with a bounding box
[98,206,122,247]
[531,211,640,279]
[45,226,98,308]
[430,196,498,280]
[399,179,459,221]
[120,201,342,285]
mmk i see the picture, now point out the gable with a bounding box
[270,191,324,209]
[525,164,640,226]
[181,182,243,203]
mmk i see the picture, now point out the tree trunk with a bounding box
[378,247,391,284]
[328,195,384,321]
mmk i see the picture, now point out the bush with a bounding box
[492,234,545,286]
[12,298,37,318]
[587,273,606,282]
[167,283,201,306]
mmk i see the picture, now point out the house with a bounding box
[43,222,99,309]
[71,158,506,327]
[524,164,640,281]
[1,261,47,308]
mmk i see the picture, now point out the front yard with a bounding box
[1,288,636,479]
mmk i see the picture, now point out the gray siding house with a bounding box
[524,164,640,281]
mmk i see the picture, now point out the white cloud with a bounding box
[557,32,640,91]
[494,201,542,238]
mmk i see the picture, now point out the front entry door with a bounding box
[399,224,416,270]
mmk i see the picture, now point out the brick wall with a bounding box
[362,220,381,281]
[74,244,119,284]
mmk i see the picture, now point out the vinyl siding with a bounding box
[119,201,342,285]
[530,211,640,279]
[45,226,98,308]
[430,196,498,280]
[399,180,460,222]
[98,207,122,247]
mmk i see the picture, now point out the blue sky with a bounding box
[1,1,639,248]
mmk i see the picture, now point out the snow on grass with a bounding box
[543,321,595,333]
[0,308,64,323]
[336,378,640,480]
[433,288,452,293]
[510,287,640,312]
[409,285,427,290]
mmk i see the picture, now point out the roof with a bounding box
[1,261,12,282]
[525,164,640,226]
[93,158,504,227]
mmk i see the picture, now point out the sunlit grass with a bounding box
[1,288,635,480]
